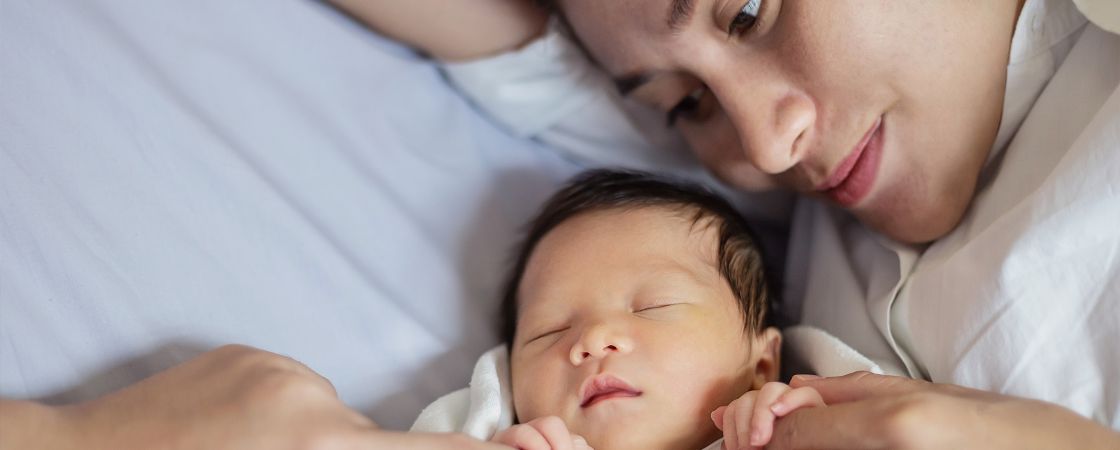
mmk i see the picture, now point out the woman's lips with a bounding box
[579,375,642,408]
[818,116,885,207]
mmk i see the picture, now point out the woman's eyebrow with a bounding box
[668,0,698,31]
[614,0,698,97]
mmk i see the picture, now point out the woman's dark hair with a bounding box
[499,169,778,348]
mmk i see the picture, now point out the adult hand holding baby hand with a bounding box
[711,381,825,450]
[766,371,1120,450]
[490,416,594,450]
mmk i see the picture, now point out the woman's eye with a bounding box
[728,0,762,36]
[666,87,707,127]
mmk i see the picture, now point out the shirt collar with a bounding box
[987,0,1088,163]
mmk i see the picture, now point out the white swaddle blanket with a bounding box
[411,325,882,448]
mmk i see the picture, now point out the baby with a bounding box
[488,169,824,450]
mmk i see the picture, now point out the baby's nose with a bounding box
[569,325,631,365]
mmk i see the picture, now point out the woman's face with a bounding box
[558,0,1022,243]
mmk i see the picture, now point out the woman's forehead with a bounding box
[558,0,676,75]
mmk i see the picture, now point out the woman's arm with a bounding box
[769,372,1120,449]
[327,0,547,61]
[0,345,510,450]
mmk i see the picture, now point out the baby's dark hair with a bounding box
[499,169,778,347]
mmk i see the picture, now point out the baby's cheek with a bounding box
[510,368,561,423]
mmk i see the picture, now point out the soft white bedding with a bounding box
[0,0,582,429]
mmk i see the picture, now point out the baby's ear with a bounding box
[751,327,782,389]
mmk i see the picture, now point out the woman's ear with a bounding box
[751,327,782,389]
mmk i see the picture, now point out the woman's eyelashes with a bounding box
[664,1,767,127]
[666,87,707,126]
[728,0,763,37]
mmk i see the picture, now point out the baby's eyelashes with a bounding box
[521,326,570,347]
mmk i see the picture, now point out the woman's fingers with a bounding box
[770,386,826,417]
[789,371,921,404]
[766,399,891,450]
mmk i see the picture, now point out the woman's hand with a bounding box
[490,416,593,450]
[767,371,1120,449]
[711,381,825,450]
[0,344,509,450]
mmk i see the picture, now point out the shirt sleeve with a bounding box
[439,20,698,173]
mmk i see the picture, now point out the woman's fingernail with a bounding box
[791,374,822,383]
[573,435,589,448]
[750,429,765,446]
[770,402,788,415]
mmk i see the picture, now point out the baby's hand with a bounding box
[711,381,825,450]
[490,416,594,450]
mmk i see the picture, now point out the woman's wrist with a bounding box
[1015,400,1120,449]
[0,400,86,450]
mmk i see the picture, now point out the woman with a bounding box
[333,0,1120,447]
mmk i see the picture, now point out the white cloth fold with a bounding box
[411,346,516,439]
[411,325,881,447]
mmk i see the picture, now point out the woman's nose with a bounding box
[710,71,816,176]
[569,324,632,366]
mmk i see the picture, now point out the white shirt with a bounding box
[443,0,1120,427]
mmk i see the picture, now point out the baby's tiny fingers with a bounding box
[748,382,789,446]
[770,386,826,417]
[723,402,741,450]
[729,392,758,450]
[711,405,728,431]
[527,416,574,450]
[492,425,549,450]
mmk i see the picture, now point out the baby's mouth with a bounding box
[579,375,642,408]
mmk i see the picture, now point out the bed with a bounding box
[0,0,589,429]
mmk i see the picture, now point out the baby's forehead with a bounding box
[518,206,731,304]
[546,205,724,266]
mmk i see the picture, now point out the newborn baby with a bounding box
[487,169,824,450]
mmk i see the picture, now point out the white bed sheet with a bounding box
[0,0,582,430]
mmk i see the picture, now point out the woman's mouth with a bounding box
[817,116,885,207]
[579,375,642,408]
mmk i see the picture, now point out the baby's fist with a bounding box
[712,381,824,449]
[490,416,593,450]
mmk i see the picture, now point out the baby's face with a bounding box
[510,207,779,450]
